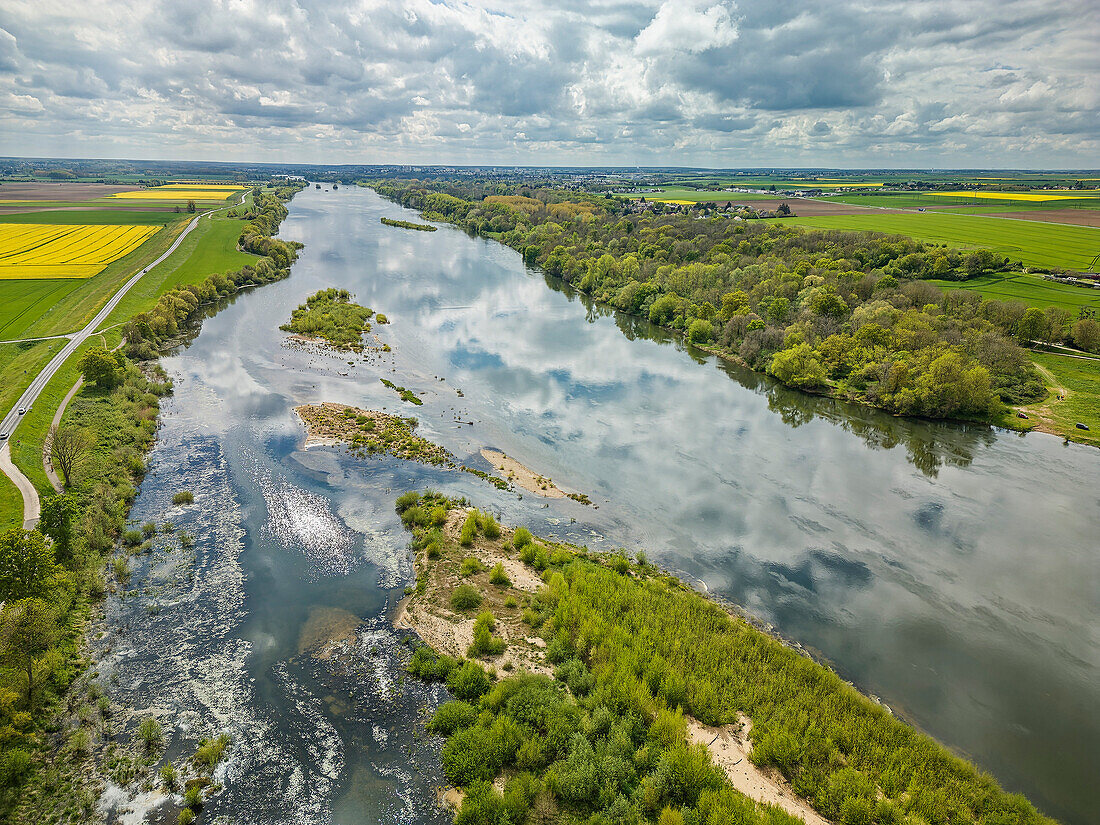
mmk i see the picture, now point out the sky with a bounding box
[0,0,1097,168]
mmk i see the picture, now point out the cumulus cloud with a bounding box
[0,0,1095,165]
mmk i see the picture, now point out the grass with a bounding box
[0,280,82,339]
[821,193,1100,212]
[926,272,1100,313]
[778,212,1100,271]
[94,213,256,331]
[0,339,65,414]
[0,209,184,225]
[1020,352,1100,447]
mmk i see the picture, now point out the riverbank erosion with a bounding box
[392,490,1055,825]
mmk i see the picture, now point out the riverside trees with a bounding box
[371,179,1049,421]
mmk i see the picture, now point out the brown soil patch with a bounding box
[0,182,140,201]
[982,209,1100,227]
[687,716,832,825]
[480,448,565,498]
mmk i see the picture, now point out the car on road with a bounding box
[0,433,7,440]
[17,408,26,415]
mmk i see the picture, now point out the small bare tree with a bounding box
[48,424,90,488]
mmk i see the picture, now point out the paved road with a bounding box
[0,194,245,526]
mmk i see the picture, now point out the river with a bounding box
[96,185,1098,824]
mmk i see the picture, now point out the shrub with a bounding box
[459,513,478,546]
[429,701,479,735]
[395,491,420,513]
[0,748,33,788]
[123,529,144,547]
[469,611,506,657]
[193,733,230,772]
[460,557,484,577]
[160,760,179,790]
[446,660,491,701]
[68,728,92,755]
[172,491,194,505]
[430,506,448,526]
[183,785,203,810]
[489,563,511,587]
[503,595,518,609]
[137,716,163,751]
[451,584,483,611]
[408,645,458,682]
[178,810,196,825]
[477,511,502,539]
[141,521,157,537]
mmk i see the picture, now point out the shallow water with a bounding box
[100,186,1098,824]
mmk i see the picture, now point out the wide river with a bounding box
[98,186,1098,824]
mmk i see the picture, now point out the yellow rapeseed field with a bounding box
[106,185,243,201]
[926,191,1086,201]
[0,223,159,279]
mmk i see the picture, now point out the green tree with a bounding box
[38,493,79,566]
[768,344,828,389]
[1071,317,1100,352]
[1016,308,1048,344]
[79,346,123,389]
[0,529,57,601]
[687,319,713,344]
[0,598,60,707]
[48,424,90,488]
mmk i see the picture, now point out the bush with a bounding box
[469,611,506,657]
[446,660,491,702]
[141,521,157,537]
[123,529,144,547]
[477,511,502,539]
[512,526,533,548]
[183,785,203,810]
[459,513,478,546]
[138,716,163,751]
[172,491,194,505]
[489,563,511,587]
[451,584,483,611]
[460,557,484,577]
[0,748,34,788]
[408,645,458,682]
[193,733,230,772]
[178,810,195,825]
[395,491,420,514]
[160,760,179,790]
[429,700,479,735]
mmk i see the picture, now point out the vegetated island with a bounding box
[381,216,437,231]
[280,287,389,352]
[295,402,451,465]
[368,179,1098,444]
[394,490,1054,825]
[295,403,593,504]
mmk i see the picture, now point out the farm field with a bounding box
[0,279,81,339]
[0,223,159,279]
[96,212,258,328]
[0,208,183,224]
[0,339,64,415]
[822,193,1100,211]
[778,212,1100,271]
[1020,352,1100,447]
[105,185,243,201]
[926,272,1099,313]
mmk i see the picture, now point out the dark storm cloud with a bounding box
[0,0,1095,165]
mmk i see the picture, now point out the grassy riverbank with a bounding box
[396,491,1054,825]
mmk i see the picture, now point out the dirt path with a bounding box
[0,442,38,528]
[1022,363,1067,435]
[44,377,83,492]
[686,716,832,825]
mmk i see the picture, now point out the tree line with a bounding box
[369,178,1099,420]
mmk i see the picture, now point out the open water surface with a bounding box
[99,186,1098,824]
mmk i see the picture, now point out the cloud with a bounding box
[0,0,1095,166]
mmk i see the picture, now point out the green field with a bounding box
[779,212,1100,271]
[0,339,64,415]
[1023,352,1100,447]
[626,187,785,202]
[95,212,257,330]
[0,280,83,339]
[0,208,182,225]
[927,273,1099,313]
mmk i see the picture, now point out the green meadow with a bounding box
[927,272,1099,313]
[778,212,1100,271]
